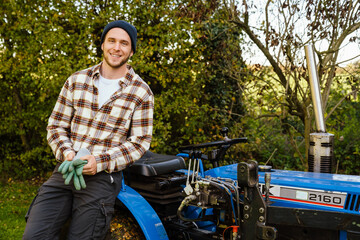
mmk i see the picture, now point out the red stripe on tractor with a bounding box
[267,195,343,209]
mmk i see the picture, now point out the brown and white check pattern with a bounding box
[47,63,154,173]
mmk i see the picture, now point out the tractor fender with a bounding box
[117,184,169,240]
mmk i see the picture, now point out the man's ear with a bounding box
[130,51,133,58]
[101,43,104,51]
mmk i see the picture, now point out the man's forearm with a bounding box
[47,126,74,161]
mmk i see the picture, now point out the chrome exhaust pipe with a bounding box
[304,45,334,173]
[305,45,326,132]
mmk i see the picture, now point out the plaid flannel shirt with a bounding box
[46,63,154,173]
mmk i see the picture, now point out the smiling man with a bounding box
[23,20,154,240]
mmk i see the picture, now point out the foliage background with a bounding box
[0,0,359,179]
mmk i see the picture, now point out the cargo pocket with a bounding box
[91,201,114,239]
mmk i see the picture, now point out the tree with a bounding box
[224,0,360,169]
[0,0,108,178]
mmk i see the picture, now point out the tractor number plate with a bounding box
[260,184,347,209]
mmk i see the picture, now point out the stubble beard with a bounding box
[104,52,131,69]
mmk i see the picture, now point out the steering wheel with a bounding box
[179,127,247,151]
[179,137,247,151]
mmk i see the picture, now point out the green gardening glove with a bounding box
[72,159,88,190]
[58,160,72,175]
[63,162,86,190]
[64,169,75,185]
[72,158,87,168]
[59,159,87,190]
[60,148,90,190]
[78,174,86,190]
[73,173,81,190]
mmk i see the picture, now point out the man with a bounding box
[23,20,154,239]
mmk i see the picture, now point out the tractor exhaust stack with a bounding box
[304,45,334,173]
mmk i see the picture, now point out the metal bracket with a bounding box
[238,161,277,240]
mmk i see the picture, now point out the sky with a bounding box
[244,33,360,67]
[336,35,360,66]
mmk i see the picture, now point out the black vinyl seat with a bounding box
[128,151,186,177]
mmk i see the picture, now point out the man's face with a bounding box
[101,28,133,69]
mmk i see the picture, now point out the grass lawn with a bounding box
[0,177,44,240]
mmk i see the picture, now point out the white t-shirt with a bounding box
[96,75,123,108]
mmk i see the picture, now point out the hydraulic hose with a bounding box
[210,177,241,225]
[201,179,239,225]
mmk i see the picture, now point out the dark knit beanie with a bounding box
[100,20,137,54]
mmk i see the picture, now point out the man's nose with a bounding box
[114,42,121,50]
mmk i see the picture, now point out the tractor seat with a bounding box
[128,151,186,177]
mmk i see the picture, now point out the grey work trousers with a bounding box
[23,166,122,240]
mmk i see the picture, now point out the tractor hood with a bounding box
[206,164,360,214]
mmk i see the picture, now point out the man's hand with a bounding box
[81,155,97,175]
[59,151,76,174]
[65,151,75,161]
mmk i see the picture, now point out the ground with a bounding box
[108,206,146,240]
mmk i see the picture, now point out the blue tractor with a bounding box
[114,127,360,240]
